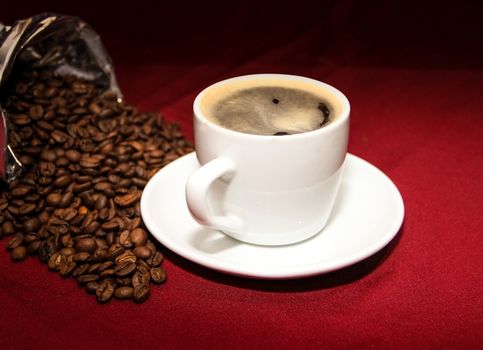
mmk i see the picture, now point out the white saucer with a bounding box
[141,152,404,279]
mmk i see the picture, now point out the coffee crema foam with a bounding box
[202,80,335,136]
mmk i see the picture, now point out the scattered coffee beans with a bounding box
[0,68,193,303]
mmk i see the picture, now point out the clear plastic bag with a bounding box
[0,13,121,182]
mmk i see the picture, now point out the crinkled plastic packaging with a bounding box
[0,13,121,182]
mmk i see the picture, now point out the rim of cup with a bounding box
[193,73,350,140]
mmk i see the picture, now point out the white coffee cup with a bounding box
[186,74,350,245]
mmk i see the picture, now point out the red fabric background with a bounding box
[1,1,482,349]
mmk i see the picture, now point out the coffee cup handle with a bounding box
[185,157,244,233]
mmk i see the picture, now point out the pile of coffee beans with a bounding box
[0,68,193,303]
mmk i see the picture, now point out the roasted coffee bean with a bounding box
[96,280,114,303]
[51,130,69,143]
[53,174,73,188]
[29,105,44,120]
[19,155,35,166]
[95,194,107,210]
[70,216,85,230]
[57,107,70,116]
[97,260,114,272]
[84,221,100,235]
[58,192,74,208]
[47,224,68,235]
[23,217,41,232]
[132,266,151,288]
[117,230,129,246]
[75,237,97,253]
[82,194,99,212]
[7,234,24,250]
[114,192,140,207]
[72,81,88,94]
[100,268,115,278]
[73,107,89,115]
[100,108,114,118]
[94,181,112,192]
[129,228,148,246]
[46,192,62,206]
[116,277,132,286]
[2,221,15,236]
[10,198,24,207]
[39,239,56,263]
[101,219,119,231]
[114,261,137,277]
[133,284,151,303]
[37,120,55,132]
[38,176,53,186]
[106,232,116,246]
[45,86,58,98]
[11,114,31,126]
[59,259,77,277]
[114,286,133,300]
[79,210,96,229]
[55,157,70,167]
[133,246,152,259]
[59,247,76,256]
[59,207,77,222]
[27,240,42,254]
[128,217,142,230]
[34,126,50,140]
[77,274,100,285]
[149,149,165,158]
[94,238,107,249]
[40,149,57,162]
[80,157,101,168]
[117,177,133,188]
[87,263,101,274]
[107,174,121,184]
[38,227,51,240]
[146,251,163,267]
[88,102,102,115]
[48,252,63,271]
[61,234,74,247]
[132,178,147,188]
[92,248,108,262]
[85,281,100,294]
[7,206,20,217]
[0,204,7,216]
[76,175,93,184]
[10,246,28,261]
[72,263,90,278]
[19,203,36,215]
[106,243,125,260]
[22,146,42,156]
[150,267,167,284]
[65,149,81,162]
[137,258,151,270]
[11,185,33,198]
[73,182,92,193]
[115,250,137,265]
[23,233,39,244]
[0,69,191,303]
[77,206,89,216]
[73,252,91,262]
[46,216,64,229]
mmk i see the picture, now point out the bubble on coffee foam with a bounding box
[210,86,331,135]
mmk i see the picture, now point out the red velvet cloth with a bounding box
[1,1,482,349]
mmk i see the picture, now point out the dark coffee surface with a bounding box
[208,86,332,135]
